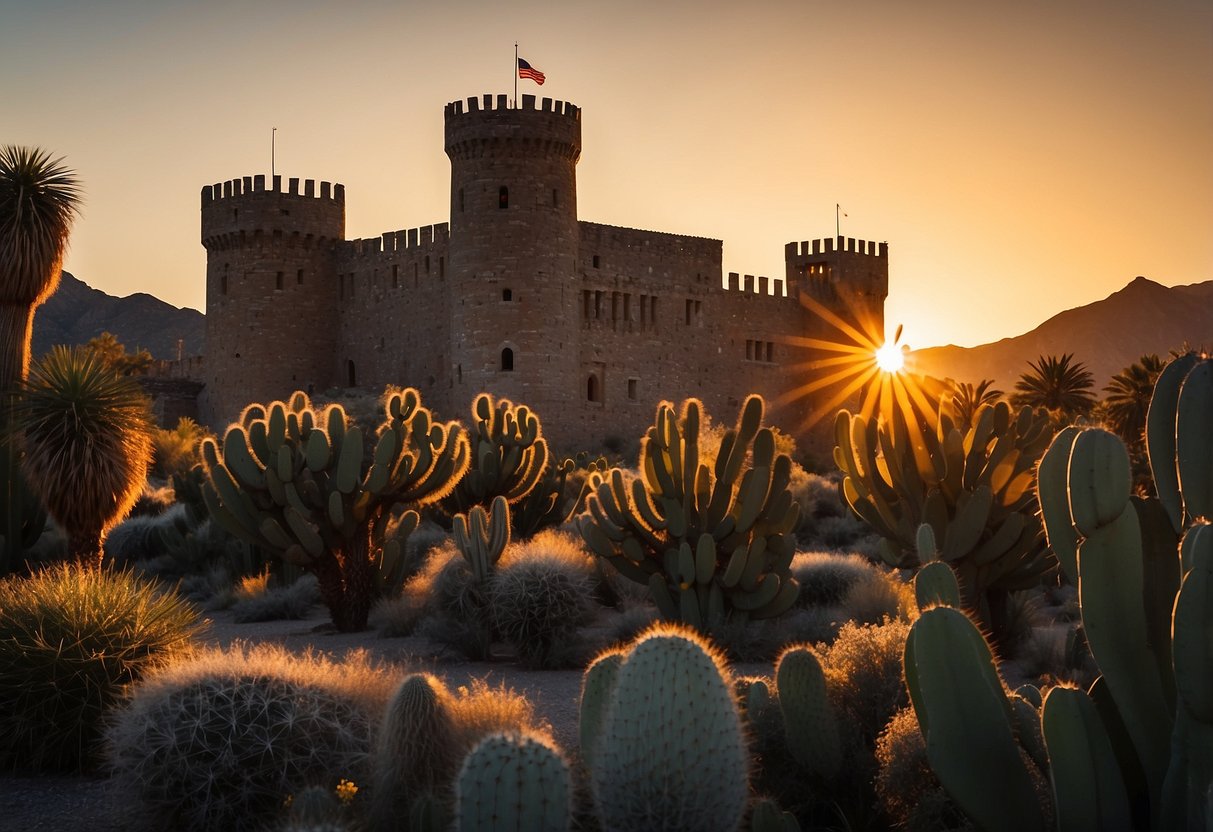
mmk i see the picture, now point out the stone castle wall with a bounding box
[196,96,888,455]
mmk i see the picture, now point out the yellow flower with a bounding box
[336,778,358,806]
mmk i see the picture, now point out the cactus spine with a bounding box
[589,623,749,832]
[200,389,469,631]
[454,731,571,832]
[577,395,800,629]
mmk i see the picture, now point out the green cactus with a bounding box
[834,398,1054,643]
[774,645,841,780]
[577,648,625,768]
[370,673,458,832]
[455,730,571,832]
[914,560,962,610]
[903,606,1048,832]
[589,622,749,832]
[441,393,548,519]
[452,494,511,584]
[1041,685,1132,832]
[513,452,608,539]
[200,389,469,632]
[577,395,800,630]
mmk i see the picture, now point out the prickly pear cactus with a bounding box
[200,389,469,631]
[441,393,548,518]
[834,398,1054,639]
[774,646,841,780]
[590,622,749,832]
[577,395,800,630]
[455,730,571,832]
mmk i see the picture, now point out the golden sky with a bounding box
[4,0,1210,349]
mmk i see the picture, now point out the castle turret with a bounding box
[785,236,889,348]
[200,175,344,426]
[444,93,582,432]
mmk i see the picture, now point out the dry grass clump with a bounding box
[447,677,552,757]
[0,564,201,772]
[230,573,321,623]
[106,643,398,832]
[791,551,881,607]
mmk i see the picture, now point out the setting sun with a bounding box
[875,342,905,373]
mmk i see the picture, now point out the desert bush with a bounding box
[106,643,397,832]
[150,416,208,481]
[489,531,598,667]
[411,542,495,658]
[875,707,973,832]
[0,563,201,771]
[838,565,916,625]
[231,574,321,623]
[105,502,191,565]
[791,550,882,607]
[819,619,911,750]
[447,677,552,759]
[128,482,175,517]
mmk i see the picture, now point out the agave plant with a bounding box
[14,346,154,566]
[1010,353,1097,424]
[0,146,80,575]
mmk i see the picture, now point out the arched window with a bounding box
[499,186,509,209]
[501,348,514,371]
[587,374,601,402]
[502,288,512,302]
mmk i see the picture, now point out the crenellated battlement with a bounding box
[343,223,450,257]
[444,93,580,120]
[785,236,887,260]
[201,174,345,205]
[725,272,787,297]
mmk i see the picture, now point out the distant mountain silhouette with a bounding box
[32,272,204,361]
[908,276,1213,391]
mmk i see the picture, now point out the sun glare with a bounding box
[875,342,904,373]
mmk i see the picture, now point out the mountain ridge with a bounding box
[908,276,1213,391]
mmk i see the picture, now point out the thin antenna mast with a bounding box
[271,127,277,180]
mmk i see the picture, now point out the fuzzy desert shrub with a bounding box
[230,574,321,623]
[128,482,175,518]
[875,707,974,832]
[105,502,191,565]
[489,531,598,667]
[819,618,911,749]
[369,592,424,637]
[0,564,201,772]
[791,551,882,608]
[411,543,495,658]
[447,677,551,759]
[838,565,917,625]
[106,643,398,832]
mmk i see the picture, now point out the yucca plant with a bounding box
[14,346,154,566]
[0,146,80,575]
[0,563,201,772]
[1010,353,1097,424]
[948,378,1002,430]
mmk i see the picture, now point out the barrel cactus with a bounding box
[455,730,571,832]
[587,622,749,832]
[834,398,1054,642]
[577,395,800,630]
[200,389,469,631]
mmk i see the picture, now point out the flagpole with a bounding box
[514,43,518,106]
[835,203,840,239]
[271,127,277,180]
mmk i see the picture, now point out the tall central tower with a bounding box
[443,93,582,426]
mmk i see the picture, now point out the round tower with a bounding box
[200,174,344,427]
[444,93,581,436]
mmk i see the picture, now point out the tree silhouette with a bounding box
[1010,353,1097,424]
[949,378,1003,430]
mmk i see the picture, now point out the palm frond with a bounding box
[0,146,82,305]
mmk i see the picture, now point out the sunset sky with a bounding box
[4,0,1210,350]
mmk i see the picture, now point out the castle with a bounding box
[197,93,888,453]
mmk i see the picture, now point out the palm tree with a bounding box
[14,347,153,567]
[1010,353,1097,424]
[949,378,1003,429]
[1103,354,1165,448]
[0,147,80,574]
[0,147,80,390]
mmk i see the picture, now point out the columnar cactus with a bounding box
[454,730,571,832]
[588,622,749,832]
[774,646,841,780]
[200,389,469,631]
[577,395,800,629]
[453,494,511,584]
[370,673,458,832]
[834,398,1054,641]
[441,393,548,518]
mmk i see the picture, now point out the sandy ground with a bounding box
[0,606,593,831]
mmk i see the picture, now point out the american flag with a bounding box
[518,58,545,85]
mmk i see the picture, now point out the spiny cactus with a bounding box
[513,452,608,539]
[200,389,469,631]
[441,393,548,519]
[370,673,458,832]
[834,398,1054,642]
[578,648,625,767]
[588,622,749,832]
[455,730,572,832]
[578,395,801,630]
[774,645,841,780]
[453,494,510,584]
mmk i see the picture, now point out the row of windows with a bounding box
[491,348,638,404]
[746,339,776,363]
[219,267,305,296]
[582,290,659,326]
[341,257,446,299]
